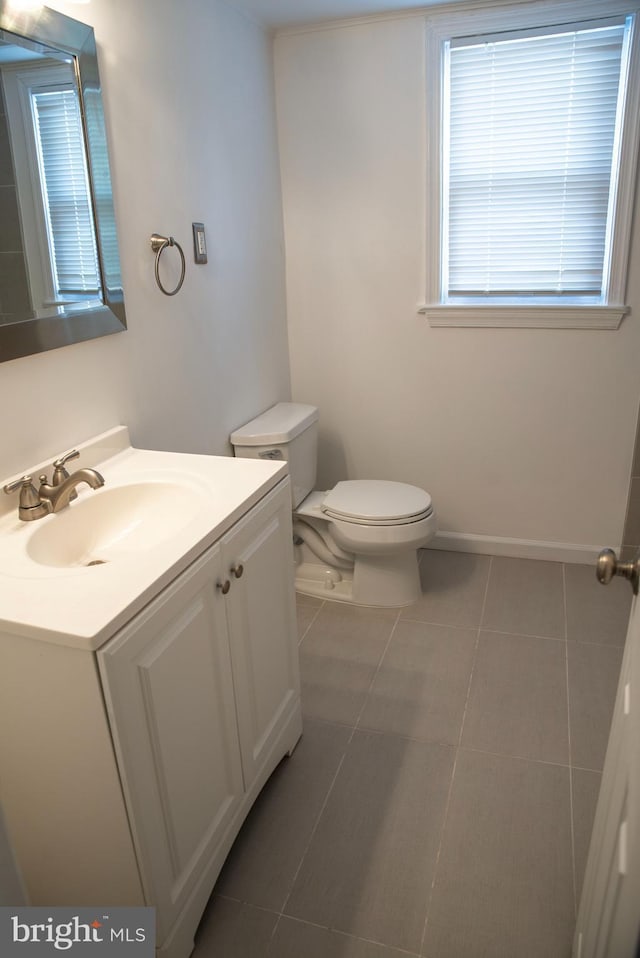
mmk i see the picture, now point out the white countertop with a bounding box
[0,428,288,650]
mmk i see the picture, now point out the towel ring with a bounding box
[150,233,186,296]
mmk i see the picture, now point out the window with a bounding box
[423,0,640,328]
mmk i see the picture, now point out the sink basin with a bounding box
[0,426,289,648]
[27,481,202,568]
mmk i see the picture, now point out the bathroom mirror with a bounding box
[0,2,125,362]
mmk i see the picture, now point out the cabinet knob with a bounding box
[217,579,231,595]
[231,564,244,579]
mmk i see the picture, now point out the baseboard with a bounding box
[428,531,615,565]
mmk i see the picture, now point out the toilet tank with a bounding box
[230,402,319,508]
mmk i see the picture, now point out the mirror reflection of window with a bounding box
[2,57,100,312]
[31,82,100,301]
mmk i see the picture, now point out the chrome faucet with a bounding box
[38,467,105,513]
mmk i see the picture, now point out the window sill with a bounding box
[418,304,629,330]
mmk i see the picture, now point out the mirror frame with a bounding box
[0,2,126,362]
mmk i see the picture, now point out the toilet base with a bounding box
[295,550,421,608]
[295,562,355,604]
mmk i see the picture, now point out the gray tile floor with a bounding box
[193,550,630,958]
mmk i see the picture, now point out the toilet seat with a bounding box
[321,480,433,526]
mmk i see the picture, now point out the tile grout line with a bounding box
[273,743,349,929]
[457,554,494,751]
[213,894,422,957]
[297,600,324,647]
[313,718,595,774]
[399,618,624,651]
[212,892,421,956]
[562,562,579,919]
[290,583,424,954]
[457,742,573,771]
[292,567,470,954]
[419,554,494,957]
[265,910,423,957]
[350,607,403,744]
[312,707,601,772]
[270,593,358,947]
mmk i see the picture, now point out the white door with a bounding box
[221,481,301,788]
[98,543,244,943]
[574,551,640,957]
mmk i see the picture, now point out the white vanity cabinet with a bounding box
[97,543,245,947]
[98,480,301,952]
[0,468,301,958]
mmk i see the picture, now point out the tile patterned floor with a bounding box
[192,550,630,958]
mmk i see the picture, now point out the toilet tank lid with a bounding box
[230,402,319,446]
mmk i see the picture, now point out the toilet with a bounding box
[230,403,437,607]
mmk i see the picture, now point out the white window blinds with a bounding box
[32,86,101,297]
[444,18,630,301]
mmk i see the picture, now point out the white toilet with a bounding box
[230,403,437,607]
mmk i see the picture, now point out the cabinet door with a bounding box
[221,480,301,787]
[98,544,244,942]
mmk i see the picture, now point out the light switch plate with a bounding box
[192,222,207,264]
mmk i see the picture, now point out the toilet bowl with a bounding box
[230,403,437,608]
[294,481,436,606]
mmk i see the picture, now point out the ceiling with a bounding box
[226,0,469,29]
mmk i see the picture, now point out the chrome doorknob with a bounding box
[596,548,640,594]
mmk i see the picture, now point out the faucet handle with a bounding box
[52,449,80,484]
[4,474,31,494]
[3,475,51,520]
[4,475,37,498]
[51,449,80,503]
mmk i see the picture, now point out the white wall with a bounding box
[0,0,290,480]
[275,13,640,555]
